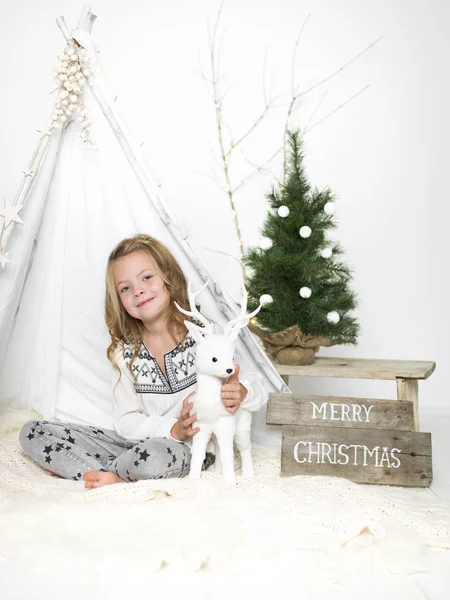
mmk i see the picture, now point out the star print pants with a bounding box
[19,420,191,482]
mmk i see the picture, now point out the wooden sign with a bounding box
[267,394,415,431]
[281,425,433,487]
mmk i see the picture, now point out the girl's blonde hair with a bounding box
[105,234,190,372]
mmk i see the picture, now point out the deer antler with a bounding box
[223,287,261,340]
[174,280,214,335]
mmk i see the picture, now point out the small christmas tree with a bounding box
[245,130,359,364]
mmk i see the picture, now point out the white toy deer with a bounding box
[175,282,261,486]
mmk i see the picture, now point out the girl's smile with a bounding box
[137,297,154,308]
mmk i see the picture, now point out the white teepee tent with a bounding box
[0,5,287,445]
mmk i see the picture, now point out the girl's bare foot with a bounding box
[82,470,127,490]
[44,469,63,479]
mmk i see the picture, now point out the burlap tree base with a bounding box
[248,324,338,366]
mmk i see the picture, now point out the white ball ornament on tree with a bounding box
[299,225,312,238]
[277,205,290,218]
[320,247,333,259]
[259,294,273,306]
[299,286,312,298]
[324,202,336,216]
[327,311,340,324]
[260,237,273,250]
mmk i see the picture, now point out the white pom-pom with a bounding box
[324,202,336,216]
[82,68,91,77]
[58,74,67,82]
[54,63,62,72]
[64,81,73,91]
[59,115,67,123]
[68,103,78,112]
[69,94,78,103]
[69,65,79,75]
[299,226,312,238]
[299,287,312,299]
[278,205,290,218]
[52,114,59,121]
[69,53,78,62]
[260,237,273,250]
[327,311,340,324]
[320,247,333,259]
[259,294,273,306]
[59,90,69,99]
[73,86,81,94]
[76,72,85,80]
[58,54,66,61]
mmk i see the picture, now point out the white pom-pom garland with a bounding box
[299,226,312,238]
[277,205,290,218]
[299,287,312,298]
[259,294,274,306]
[52,41,95,149]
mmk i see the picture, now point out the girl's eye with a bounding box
[120,286,129,293]
[212,357,218,362]
[143,275,153,281]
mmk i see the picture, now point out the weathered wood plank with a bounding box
[281,425,432,487]
[275,358,436,380]
[397,379,419,431]
[267,394,415,431]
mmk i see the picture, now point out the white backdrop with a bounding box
[0,0,449,415]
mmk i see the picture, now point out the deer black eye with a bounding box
[212,357,218,362]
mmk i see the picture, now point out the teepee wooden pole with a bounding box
[57,8,287,393]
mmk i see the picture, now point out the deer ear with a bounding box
[185,320,206,344]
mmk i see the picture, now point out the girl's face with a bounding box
[112,250,171,326]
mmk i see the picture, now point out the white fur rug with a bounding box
[0,409,449,588]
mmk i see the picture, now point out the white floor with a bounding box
[0,407,448,600]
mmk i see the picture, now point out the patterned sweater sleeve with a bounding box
[111,347,179,441]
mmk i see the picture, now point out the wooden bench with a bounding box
[275,358,436,432]
[268,358,436,486]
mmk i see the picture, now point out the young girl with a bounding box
[19,234,267,489]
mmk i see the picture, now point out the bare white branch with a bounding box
[303,84,370,134]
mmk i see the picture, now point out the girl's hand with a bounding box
[170,393,200,441]
[221,364,247,414]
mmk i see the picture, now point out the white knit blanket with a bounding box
[0,410,449,583]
